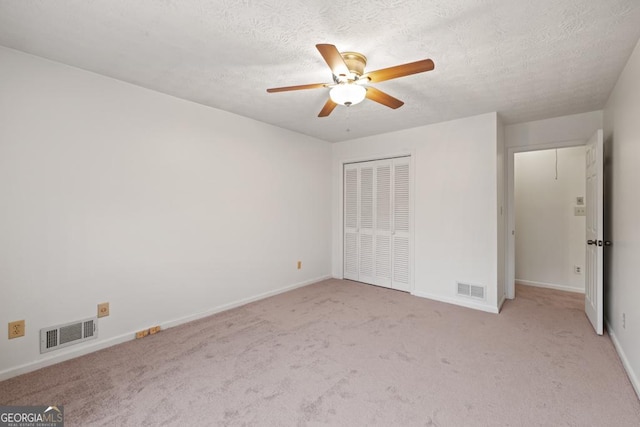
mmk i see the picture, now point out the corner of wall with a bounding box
[496,114,507,304]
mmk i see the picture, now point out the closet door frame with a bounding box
[340,151,415,293]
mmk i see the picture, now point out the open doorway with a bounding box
[513,147,587,295]
[506,139,587,300]
[504,128,604,335]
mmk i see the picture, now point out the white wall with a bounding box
[506,110,603,149]
[514,147,586,292]
[603,37,640,399]
[332,113,500,313]
[0,47,332,379]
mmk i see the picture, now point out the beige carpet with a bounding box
[1,279,639,426]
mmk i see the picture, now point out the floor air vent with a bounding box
[457,282,485,300]
[40,317,98,354]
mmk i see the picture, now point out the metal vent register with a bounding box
[457,282,486,300]
[40,317,98,353]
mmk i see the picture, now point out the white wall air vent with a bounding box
[40,317,98,354]
[457,282,486,300]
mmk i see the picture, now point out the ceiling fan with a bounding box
[266,44,435,117]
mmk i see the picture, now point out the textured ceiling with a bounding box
[1,1,639,142]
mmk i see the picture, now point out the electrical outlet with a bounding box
[135,329,149,339]
[623,313,626,329]
[8,320,25,339]
[574,206,586,216]
[149,326,161,335]
[574,265,582,274]
[97,302,110,318]
[297,261,302,270]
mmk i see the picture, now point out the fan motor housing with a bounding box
[341,51,367,78]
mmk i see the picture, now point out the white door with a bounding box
[343,165,359,281]
[374,163,393,287]
[392,159,411,291]
[585,129,604,335]
[358,165,375,284]
[343,157,411,291]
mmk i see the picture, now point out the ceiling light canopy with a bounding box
[329,84,366,106]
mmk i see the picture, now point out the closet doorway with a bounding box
[343,156,411,292]
[506,129,604,334]
[514,146,587,294]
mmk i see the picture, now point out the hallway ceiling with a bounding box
[1,1,639,142]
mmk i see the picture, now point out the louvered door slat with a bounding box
[360,234,374,278]
[345,168,358,229]
[375,235,391,283]
[394,163,410,233]
[376,165,391,231]
[360,167,374,230]
[344,233,358,279]
[393,236,410,286]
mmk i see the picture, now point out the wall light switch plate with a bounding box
[576,196,584,205]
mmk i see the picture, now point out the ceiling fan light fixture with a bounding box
[267,44,434,117]
[329,84,366,106]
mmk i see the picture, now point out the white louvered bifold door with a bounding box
[392,159,410,291]
[358,165,375,284]
[343,157,411,292]
[373,161,392,287]
[343,165,359,281]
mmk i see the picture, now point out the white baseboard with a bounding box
[516,279,585,294]
[605,320,640,401]
[161,275,331,330]
[0,275,330,382]
[411,291,499,314]
[0,331,135,382]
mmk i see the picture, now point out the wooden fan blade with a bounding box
[316,44,350,77]
[266,83,329,93]
[318,98,338,117]
[365,87,404,109]
[363,59,434,83]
